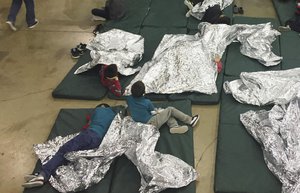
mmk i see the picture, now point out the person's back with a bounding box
[89,107,116,137]
[126,95,154,123]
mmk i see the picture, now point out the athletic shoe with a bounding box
[170,125,189,134]
[6,21,17,31]
[190,115,199,127]
[186,10,191,18]
[22,180,44,188]
[24,173,41,182]
[71,48,81,59]
[184,0,194,10]
[92,15,106,21]
[278,26,291,32]
[28,19,39,29]
[77,43,87,52]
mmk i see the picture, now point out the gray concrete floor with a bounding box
[0,1,276,193]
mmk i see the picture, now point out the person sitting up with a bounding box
[99,64,122,97]
[22,104,123,188]
[185,0,231,25]
[91,0,125,21]
[126,81,200,134]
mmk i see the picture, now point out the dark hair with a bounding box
[104,64,118,78]
[131,81,145,97]
[217,16,231,25]
[96,103,110,108]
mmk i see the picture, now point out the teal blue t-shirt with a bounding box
[126,95,155,123]
[89,107,116,138]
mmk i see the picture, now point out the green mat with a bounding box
[24,100,196,193]
[52,51,108,100]
[224,16,281,76]
[107,27,187,101]
[280,31,300,70]
[142,0,188,27]
[214,75,281,193]
[187,4,234,30]
[272,0,295,25]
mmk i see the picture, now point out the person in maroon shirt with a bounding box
[99,64,122,97]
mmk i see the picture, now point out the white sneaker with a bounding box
[6,21,17,31]
[170,125,189,134]
[186,10,191,18]
[278,26,291,32]
[184,0,194,10]
[92,15,106,21]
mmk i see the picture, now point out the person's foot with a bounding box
[71,48,81,59]
[186,10,191,18]
[22,174,44,188]
[170,125,189,134]
[278,25,291,32]
[6,21,17,31]
[28,19,39,29]
[92,15,106,21]
[184,0,194,10]
[190,115,199,127]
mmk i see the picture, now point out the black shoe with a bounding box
[233,5,239,14]
[190,115,200,127]
[238,7,244,14]
[71,48,81,59]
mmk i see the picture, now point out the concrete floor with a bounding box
[0,1,276,193]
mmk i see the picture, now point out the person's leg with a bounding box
[41,130,101,181]
[7,0,22,23]
[91,7,109,21]
[24,0,37,27]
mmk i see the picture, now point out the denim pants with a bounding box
[41,129,102,181]
[147,107,192,129]
[7,0,36,26]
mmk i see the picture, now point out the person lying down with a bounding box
[22,105,198,193]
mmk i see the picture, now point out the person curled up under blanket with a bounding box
[22,104,123,188]
[126,81,200,134]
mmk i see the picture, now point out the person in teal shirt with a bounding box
[126,81,199,134]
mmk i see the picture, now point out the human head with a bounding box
[96,103,110,108]
[217,15,231,25]
[104,64,118,78]
[131,81,145,97]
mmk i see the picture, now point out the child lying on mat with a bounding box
[99,64,122,97]
[126,81,200,134]
[22,104,124,188]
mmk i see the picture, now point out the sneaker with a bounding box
[184,0,194,10]
[24,173,40,182]
[28,19,39,29]
[278,26,291,32]
[22,180,44,188]
[186,10,191,18]
[77,43,87,52]
[92,15,106,21]
[71,48,81,59]
[6,21,17,31]
[170,125,189,134]
[190,115,199,127]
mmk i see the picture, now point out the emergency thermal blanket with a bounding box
[189,0,233,21]
[74,29,144,76]
[240,98,300,193]
[224,68,300,106]
[124,22,281,95]
[33,115,197,193]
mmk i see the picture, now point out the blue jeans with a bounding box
[7,0,36,26]
[41,129,102,181]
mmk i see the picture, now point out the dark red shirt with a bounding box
[100,65,122,97]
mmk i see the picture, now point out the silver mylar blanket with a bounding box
[124,22,281,95]
[240,98,300,193]
[33,115,197,193]
[224,68,300,106]
[190,0,233,20]
[74,29,144,76]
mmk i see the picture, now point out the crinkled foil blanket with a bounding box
[74,29,144,76]
[190,0,233,20]
[33,115,197,193]
[124,22,281,95]
[240,98,300,193]
[224,68,300,106]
